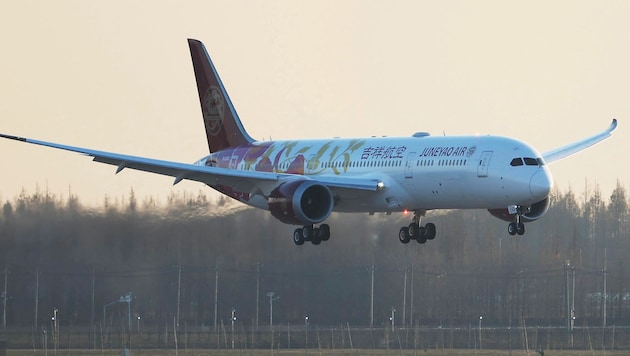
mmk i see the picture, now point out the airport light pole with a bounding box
[231,308,236,349]
[120,292,132,331]
[42,329,47,354]
[35,269,40,329]
[2,265,7,330]
[176,264,181,328]
[603,247,608,328]
[390,308,396,332]
[369,265,375,328]
[305,316,309,349]
[103,292,133,330]
[255,263,260,328]
[267,292,278,328]
[478,316,483,349]
[402,266,410,327]
[52,308,59,352]
[213,264,219,331]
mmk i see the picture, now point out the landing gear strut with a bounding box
[293,224,331,246]
[398,210,436,244]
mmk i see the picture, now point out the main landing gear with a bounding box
[398,210,436,244]
[293,224,331,245]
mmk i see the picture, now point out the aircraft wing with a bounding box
[0,133,380,193]
[542,119,617,164]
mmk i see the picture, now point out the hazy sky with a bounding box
[0,1,628,206]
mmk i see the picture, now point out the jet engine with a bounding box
[268,179,334,225]
[488,197,551,223]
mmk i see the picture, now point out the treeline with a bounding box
[0,183,629,331]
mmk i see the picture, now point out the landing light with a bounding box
[377,181,385,190]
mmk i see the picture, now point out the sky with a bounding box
[0,1,628,206]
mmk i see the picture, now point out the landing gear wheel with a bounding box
[293,224,331,246]
[408,223,420,239]
[399,227,410,244]
[517,222,525,235]
[293,228,305,245]
[508,223,517,236]
[415,229,427,244]
[319,224,331,241]
[302,225,314,241]
[425,223,436,240]
[398,210,436,246]
[311,232,322,245]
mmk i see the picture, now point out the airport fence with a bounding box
[1,324,629,351]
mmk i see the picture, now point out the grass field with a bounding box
[4,349,630,356]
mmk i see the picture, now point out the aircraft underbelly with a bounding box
[403,173,509,210]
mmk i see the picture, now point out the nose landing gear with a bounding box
[507,207,526,236]
[508,221,525,235]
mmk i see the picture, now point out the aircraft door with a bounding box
[477,151,493,177]
[405,152,416,178]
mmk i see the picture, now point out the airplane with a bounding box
[0,39,618,246]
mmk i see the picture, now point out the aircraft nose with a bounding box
[529,170,552,200]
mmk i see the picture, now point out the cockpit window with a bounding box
[523,157,537,165]
[523,157,544,166]
[511,157,545,167]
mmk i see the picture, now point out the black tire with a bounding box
[508,223,517,236]
[415,231,427,244]
[517,222,525,236]
[399,227,410,244]
[425,223,436,240]
[319,224,331,241]
[293,229,305,245]
[302,225,314,240]
[408,223,419,239]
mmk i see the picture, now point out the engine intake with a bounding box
[268,180,334,225]
[488,197,551,223]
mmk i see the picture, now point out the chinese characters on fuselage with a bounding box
[361,146,407,160]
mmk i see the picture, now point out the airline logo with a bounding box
[420,145,476,158]
[202,86,224,136]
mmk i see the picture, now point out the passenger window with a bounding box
[510,158,524,166]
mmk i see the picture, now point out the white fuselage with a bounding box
[197,134,554,213]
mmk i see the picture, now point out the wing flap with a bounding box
[311,174,381,191]
[542,119,617,164]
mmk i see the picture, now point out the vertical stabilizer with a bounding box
[188,39,255,152]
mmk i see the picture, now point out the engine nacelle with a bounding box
[488,197,551,223]
[268,180,334,225]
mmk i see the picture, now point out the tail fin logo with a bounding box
[202,86,225,137]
